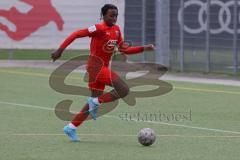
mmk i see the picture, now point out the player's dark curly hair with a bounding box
[100,4,118,19]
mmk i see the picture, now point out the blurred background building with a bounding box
[0,0,239,74]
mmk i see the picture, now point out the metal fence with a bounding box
[124,0,156,63]
[170,0,240,74]
[125,0,240,75]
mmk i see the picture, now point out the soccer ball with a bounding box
[138,128,156,146]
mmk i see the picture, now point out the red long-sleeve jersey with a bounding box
[59,22,144,67]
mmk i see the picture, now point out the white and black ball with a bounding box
[138,128,156,146]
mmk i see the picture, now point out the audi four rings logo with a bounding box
[178,0,240,34]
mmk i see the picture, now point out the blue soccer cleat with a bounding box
[63,125,80,142]
[87,97,99,120]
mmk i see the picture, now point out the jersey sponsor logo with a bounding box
[88,25,97,33]
[106,40,118,46]
[0,0,64,41]
[103,40,118,53]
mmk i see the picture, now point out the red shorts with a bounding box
[87,66,119,91]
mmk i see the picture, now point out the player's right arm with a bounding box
[51,25,103,62]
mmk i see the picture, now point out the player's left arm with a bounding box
[117,29,155,55]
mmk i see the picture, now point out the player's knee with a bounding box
[120,86,129,98]
[113,78,129,98]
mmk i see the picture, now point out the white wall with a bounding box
[0,0,125,49]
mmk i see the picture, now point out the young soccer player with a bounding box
[51,4,155,142]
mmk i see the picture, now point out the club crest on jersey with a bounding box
[115,31,120,37]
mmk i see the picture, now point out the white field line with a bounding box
[1,101,240,135]
[8,133,240,138]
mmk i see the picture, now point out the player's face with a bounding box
[104,9,118,26]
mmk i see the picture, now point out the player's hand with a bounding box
[143,44,155,51]
[51,49,63,62]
